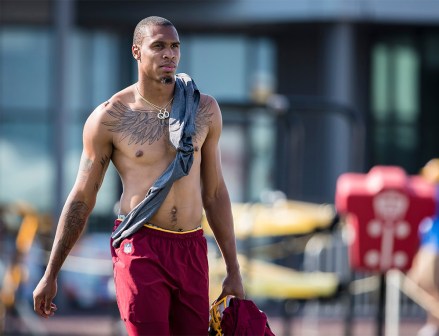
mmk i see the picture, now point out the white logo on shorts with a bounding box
[123,242,133,254]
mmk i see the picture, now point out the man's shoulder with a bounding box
[108,85,135,106]
[199,93,217,104]
[198,93,219,111]
[93,85,135,115]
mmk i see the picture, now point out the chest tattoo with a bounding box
[103,100,214,146]
[103,101,168,145]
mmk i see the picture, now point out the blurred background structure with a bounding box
[1,0,439,335]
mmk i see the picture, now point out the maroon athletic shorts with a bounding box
[111,220,209,336]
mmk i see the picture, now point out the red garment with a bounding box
[221,298,275,336]
[111,220,209,336]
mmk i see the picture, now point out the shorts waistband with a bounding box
[144,223,202,234]
[143,224,204,239]
[114,218,204,239]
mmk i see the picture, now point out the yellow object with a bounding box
[244,259,339,299]
[203,200,335,238]
[209,254,339,301]
[0,205,40,309]
[421,158,439,184]
[208,295,234,336]
[16,214,39,253]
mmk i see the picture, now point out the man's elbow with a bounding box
[202,187,230,210]
[202,194,216,210]
[67,189,97,215]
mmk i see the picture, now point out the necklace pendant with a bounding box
[157,108,170,120]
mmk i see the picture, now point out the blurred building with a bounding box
[1,0,439,229]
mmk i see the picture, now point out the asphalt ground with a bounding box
[3,313,425,336]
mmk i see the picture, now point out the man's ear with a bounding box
[132,44,141,61]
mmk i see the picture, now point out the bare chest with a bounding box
[103,101,206,164]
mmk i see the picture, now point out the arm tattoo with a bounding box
[78,155,93,184]
[48,201,89,274]
[65,201,89,232]
[194,99,214,142]
[102,101,167,145]
[100,154,110,169]
[80,156,93,172]
[78,153,111,191]
[95,154,110,192]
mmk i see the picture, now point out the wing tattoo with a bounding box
[102,101,168,145]
[194,99,214,142]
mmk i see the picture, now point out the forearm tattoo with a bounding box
[64,201,89,236]
[102,101,168,145]
[48,201,89,274]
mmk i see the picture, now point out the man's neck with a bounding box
[137,77,175,104]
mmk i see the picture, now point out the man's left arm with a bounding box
[200,96,245,301]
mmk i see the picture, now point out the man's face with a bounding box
[136,25,180,84]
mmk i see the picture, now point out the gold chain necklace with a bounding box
[136,85,173,120]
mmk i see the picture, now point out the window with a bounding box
[370,36,420,172]
[0,27,121,217]
[0,28,53,210]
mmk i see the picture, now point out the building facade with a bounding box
[1,0,439,229]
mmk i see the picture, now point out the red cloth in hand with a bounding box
[220,298,275,336]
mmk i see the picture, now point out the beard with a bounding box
[160,76,174,85]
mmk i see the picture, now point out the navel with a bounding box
[135,150,144,157]
[170,206,178,225]
[194,146,199,152]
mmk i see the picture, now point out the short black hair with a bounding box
[133,16,175,45]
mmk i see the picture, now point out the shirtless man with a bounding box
[33,16,244,335]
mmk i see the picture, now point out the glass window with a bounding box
[63,30,121,215]
[220,125,246,202]
[394,45,419,123]
[68,30,122,120]
[248,112,276,201]
[0,27,121,218]
[371,44,391,122]
[0,123,53,211]
[220,107,276,203]
[419,34,439,164]
[67,30,93,115]
[371,39,419,123]
[370,36,420,172]
[182,35,248,101]
[0,28,52,116]
[424,35,439,69]
[90,31,122,107]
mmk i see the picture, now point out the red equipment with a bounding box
[336,166,436,272]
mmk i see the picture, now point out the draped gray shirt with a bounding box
[111,73,200,248]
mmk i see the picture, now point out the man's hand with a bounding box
[217,269,245,302]
[33,276,58,318]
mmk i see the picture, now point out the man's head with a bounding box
[133,16,174,46]
[132,16,180,85]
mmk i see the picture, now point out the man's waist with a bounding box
[117,214,202,233]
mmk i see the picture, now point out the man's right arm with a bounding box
[33,103,113,318]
